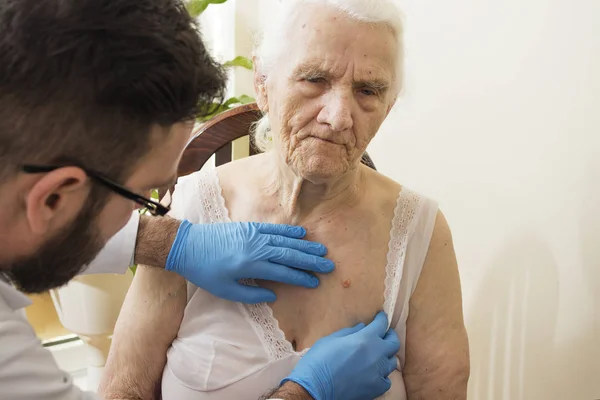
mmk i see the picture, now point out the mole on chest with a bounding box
[268,273,384,347]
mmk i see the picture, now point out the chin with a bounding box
[294,155,349,183]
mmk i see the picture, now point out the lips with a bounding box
[309,136,342,145]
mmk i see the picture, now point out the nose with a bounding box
[316,90,354,132]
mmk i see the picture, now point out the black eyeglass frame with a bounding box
[21,164,171,216]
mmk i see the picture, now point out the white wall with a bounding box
[369,1,599,399]
[203,1,600,398]
[198,0,257,99]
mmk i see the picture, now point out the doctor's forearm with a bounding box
[134,215,180,267]
[260,382,313,400]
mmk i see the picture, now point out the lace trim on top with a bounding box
[198,168,421,361]
[197,169,229,224]
[244,296,300,361]
[199,169,297,361]
[382,188,422,326]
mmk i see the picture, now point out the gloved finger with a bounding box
[267,247,335,273]
[382,329,401,356]
[230,284,277,304]
[383,356,399,376]
[360,311,389,339]
[252,262,320,289]
[267,235,327,256]
[327,322,367,338]
[253,222,306,238]
[380,376,392,394]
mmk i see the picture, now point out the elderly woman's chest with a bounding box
[261,218,393,351]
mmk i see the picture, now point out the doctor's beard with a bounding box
[1,200,105,294]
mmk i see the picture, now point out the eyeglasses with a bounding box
[21,164,172,216]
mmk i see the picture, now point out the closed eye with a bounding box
[305,76,326,84]
[359,88,378,96]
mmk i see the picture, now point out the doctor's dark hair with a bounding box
[0,0,226,183]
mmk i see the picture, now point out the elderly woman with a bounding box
[100,0,470,399]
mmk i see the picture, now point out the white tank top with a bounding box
[161,168,438,400]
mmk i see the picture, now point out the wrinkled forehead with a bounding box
[280,5,399,85]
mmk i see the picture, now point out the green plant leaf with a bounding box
[196,95,255,122]
[222,97,240,107]
[196,102,230,122]
[197,100,223,119]
[223,56,254,70]
[237,94,255,104]
[186,0,230,18]
[186,0,209,16]
[223,95,255,106]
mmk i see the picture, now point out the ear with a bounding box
[25,167,90,235]
[253,56,269,112]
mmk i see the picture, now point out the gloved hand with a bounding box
[282,312,400,400]
[165,220,335,304]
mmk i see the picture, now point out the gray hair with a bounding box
[252,0,404,152]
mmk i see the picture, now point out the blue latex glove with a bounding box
[165,220,335,304]
[282,312,400,400]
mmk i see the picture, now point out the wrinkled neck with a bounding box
[262,152,364,223]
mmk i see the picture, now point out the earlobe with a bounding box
[252,57,269,112]
[25,167,89,235]
[256,83,269,112]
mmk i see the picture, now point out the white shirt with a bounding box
[158,169,437,400]
[0,213,139,400]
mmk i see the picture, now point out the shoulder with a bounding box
[175,166,217,190]
[214,154,269,198]
[362,166,442,280]
[429,210,453,250]
[361,165,439,220]
[419,210,460,299]
[169,167,222,222]
[0,306,33,341]
[215,154,266,185]
[0,306,38,366]
[172,154,252,203]
[414,208,459,303]
[0,307,87,400]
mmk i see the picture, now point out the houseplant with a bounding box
[187,0,255,122]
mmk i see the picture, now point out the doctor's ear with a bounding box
[25,167,90,235]
[252,56,269,112]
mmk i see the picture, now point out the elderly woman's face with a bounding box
[258,6,399,181]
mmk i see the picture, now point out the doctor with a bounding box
[0,0,399,400]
